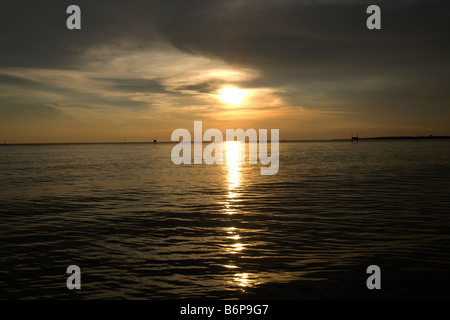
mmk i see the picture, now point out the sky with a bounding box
[0,0,449,143]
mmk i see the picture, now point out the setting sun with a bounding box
[218,87,248,105]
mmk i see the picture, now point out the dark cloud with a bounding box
[154,0,449,75]
[0,72,74,95]
[0,73,154,115]
[1,1,448,75]
[93,77,169,93]
[0,73,37,87]
[0,1,159,68]
[176,80,222,94]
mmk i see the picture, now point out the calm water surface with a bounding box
[1,140,450,299]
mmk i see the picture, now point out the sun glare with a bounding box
[218,87,248,105]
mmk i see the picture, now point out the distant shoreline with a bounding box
[331,135,450,141]
[1,135,449,146]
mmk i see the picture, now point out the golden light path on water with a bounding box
[225,140,242,200]
[223,141,252,289]
[221,141,319,291]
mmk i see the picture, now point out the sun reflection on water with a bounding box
[223,141,244,214]
[221,141,257,290]
[234,273,250,287]
[225,140,243,192]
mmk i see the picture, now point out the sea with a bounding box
[1,139,450,299]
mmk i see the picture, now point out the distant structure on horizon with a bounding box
[351,133,359,144]
[153,137,157,144]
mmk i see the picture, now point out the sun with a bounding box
[217,87,248,105]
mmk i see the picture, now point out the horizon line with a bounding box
[1,135,449,145]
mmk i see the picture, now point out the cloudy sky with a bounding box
[0,0,449,142]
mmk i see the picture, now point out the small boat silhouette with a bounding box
[351,133,359,144]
